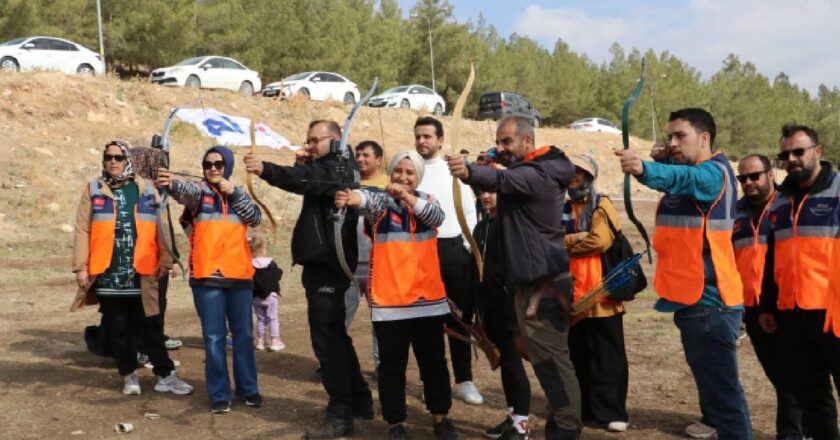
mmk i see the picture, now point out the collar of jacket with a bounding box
[778,160,834,195]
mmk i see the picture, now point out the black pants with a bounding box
[777,309,840,440]
[305,283,371,419]
[744,307,805,439]
[568,313,629,424]
[98,295,174,377]
[158,274,168,331]
[438,237,473,384]
[373,315,452,424]
[483,300,530,415]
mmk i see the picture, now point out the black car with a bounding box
[476,92,541,127]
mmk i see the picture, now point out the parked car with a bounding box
[368,85,445,115]
[262,71,360,104]
[569,117,622,134]
[476,92,541,127]
[149,56,261,96]
[0,36,104,75]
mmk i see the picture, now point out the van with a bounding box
[477,92,541,127]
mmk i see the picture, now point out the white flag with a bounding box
[174,108,300,151]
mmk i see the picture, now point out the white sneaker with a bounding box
[454,380,484,405]
[607,421,629,432]
[269,338,286,352]
[122,371,141,395]
[255,337,266,351]
[685,421,717,439]
[154,371,194,395]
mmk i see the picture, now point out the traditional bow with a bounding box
[332,77,378,293]
[450,61,484,281]
[620,59,653,263]
[248,121,278,240]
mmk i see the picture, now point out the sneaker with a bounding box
[453,380,484,405]
[388,423,408,440]
[685,421,717,439]
[607,421,629,432]
[485,417,513,438]
[304,413,354,439]
[154,371,194,395]
[269,338,286,351]
[244,393,263,407]
[255,337,266,351]
[122,371,141,395]
[164,337,183,350]
[433,418,461,440]
[499,427,530,440]
[211,401,230,414]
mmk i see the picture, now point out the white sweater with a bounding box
[417,157,478,250]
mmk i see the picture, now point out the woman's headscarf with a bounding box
[102,139,135,186]
[387,150,425,183]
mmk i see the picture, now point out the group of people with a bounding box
[71,106,838,440]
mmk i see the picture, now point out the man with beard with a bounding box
[733,154,806,440]
[759,124,840,440]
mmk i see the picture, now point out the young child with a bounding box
[249,236,285,351]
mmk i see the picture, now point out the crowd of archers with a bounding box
[73,108,839,440]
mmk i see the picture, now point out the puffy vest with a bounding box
[769,172,840,310]
[652,153,744,306]
[367,193,449,322]
[87,180,159,276]
[189,183,254,279]
[731,192,776,307]
[561,197,605,302]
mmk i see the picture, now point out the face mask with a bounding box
[568,180,591,201]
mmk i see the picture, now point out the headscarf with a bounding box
[102,139,135,186]
[203,145,235,180]
[387,150,425,184]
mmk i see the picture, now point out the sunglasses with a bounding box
[736,170,769,184]
[776,145,816,161]
[202,160,226,170]
[305,135,333,146]
[103,154,127,162]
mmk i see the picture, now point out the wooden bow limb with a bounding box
[447,298,501,370]
[249,120,278,241]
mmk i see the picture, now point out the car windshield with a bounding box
[175,57,205,66]
[383,86,409,94]
[1,38,28,46]
[284,72,312,81]
[480,94,501,104]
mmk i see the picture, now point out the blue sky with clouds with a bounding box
[398,0,840,94]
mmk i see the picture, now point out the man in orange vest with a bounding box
[616,108,751,439]
[758,124,840,440]
[733,154,806,439]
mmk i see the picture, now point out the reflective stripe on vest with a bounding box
[652,153,744,306]
[562,199,605,302]
[770,172,840,310]
[732,193,776,307]
[88,180,159,276]
[190,184,254,279]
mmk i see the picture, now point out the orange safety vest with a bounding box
[87,180,160,276]
[367,192,449,321]
[189,183,254,280]
[768,172,839,310]
[731,192,776,307]
[652,153,744,306]
[562,197,608,302]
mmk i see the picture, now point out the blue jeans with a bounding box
[193,286,258,404]
[674,306,752,440]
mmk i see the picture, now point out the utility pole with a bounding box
[96,0,105,67]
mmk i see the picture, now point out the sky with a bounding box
[398,0,840,95]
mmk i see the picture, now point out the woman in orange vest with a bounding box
[562,154,629,433]
[72,140,192,396]
[157,145,262,414]
[334,150,460,440]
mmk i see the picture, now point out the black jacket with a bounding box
[473,215,507,306]
[259,153,359,288]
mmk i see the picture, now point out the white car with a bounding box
[0,36,105,75]
[150,56,261,96]
[262,71,360,104]
[569,117,622,134]
[368,85,445,115]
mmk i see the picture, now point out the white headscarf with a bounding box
[387,150,425,184]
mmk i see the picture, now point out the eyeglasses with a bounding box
[776,145,817,161]
[103,154,127,162]
[202,160,226,170]
[736,170,769,184]
[305,135,333,146]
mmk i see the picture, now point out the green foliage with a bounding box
[0,0,837,163]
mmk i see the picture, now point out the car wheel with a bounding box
[344,92,356,105]
[433,104,443,116]
[0,57,20,72]
[299,88,310,99]
[186,75,201,88]
[239,81,254,96]
[76,64,95,75]
[400,99,410,109]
